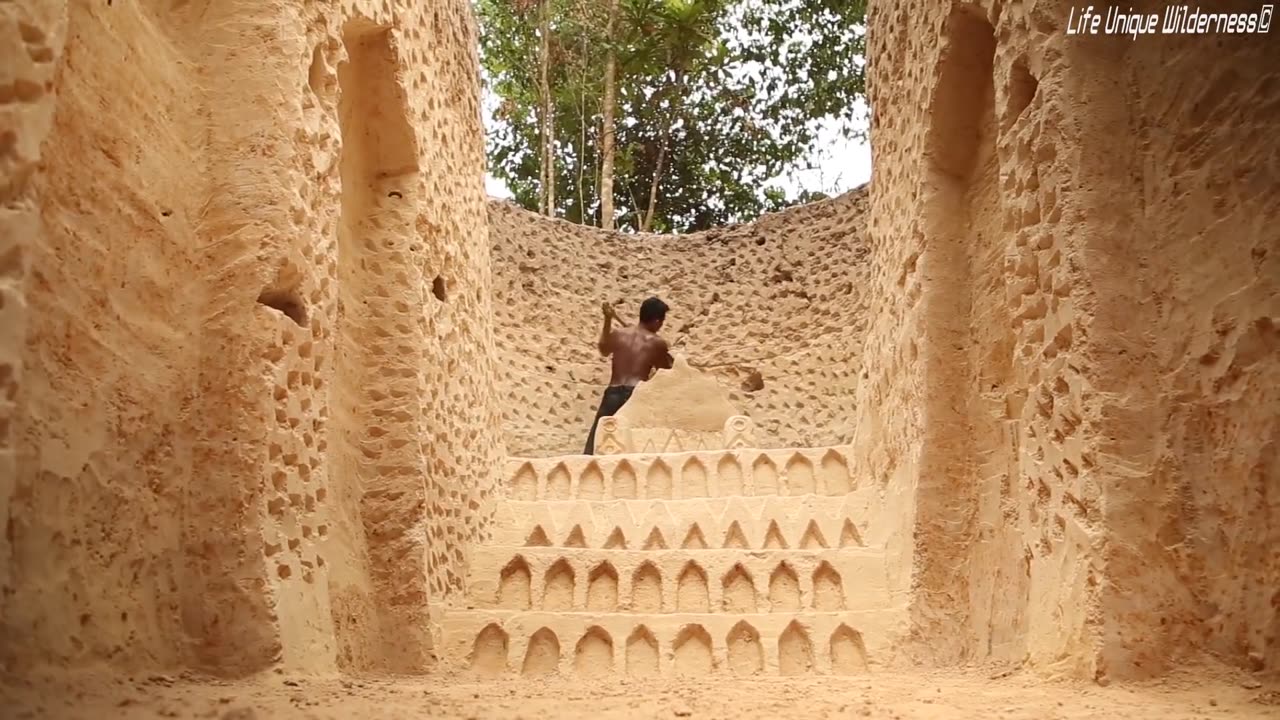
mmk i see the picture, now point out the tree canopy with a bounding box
[477,0,867,233]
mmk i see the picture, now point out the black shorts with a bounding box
[583,385,635,455]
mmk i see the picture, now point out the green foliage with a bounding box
[476,0,867,233]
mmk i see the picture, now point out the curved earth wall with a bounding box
[864,0,1278,680]
[1,0,503,677]
[489,189,871,457]
[1,0,1275,687]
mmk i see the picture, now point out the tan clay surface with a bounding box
[612,357,741,432]
[2,0,503,677]
[859,0,1279,683]
[1,0,1277,716]
[595,361,761,453]
[3,665,1279,719]
[489,191,872,457]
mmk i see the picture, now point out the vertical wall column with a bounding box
[0,0,64,631]
[907,4,998,661]
[7,0,205,673]
[185,0,339,674]
[1065,26,1280,680]
[334,18,435,672]
[864,0,1104,673]
[399,0,507,607]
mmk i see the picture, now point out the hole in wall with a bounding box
[432,275,448,302]
[258,288,308,327]
[308,44,328,96]
[1005,56,1038,130]
[926,6,996,177]
[0,245,24,279]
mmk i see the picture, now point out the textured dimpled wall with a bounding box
[2,0,502,677]
[0,0,63,669]
[867,0,1279,680]
[488,189,870,457]
[2,0,1275,690]
[1068,5,1280,679]
[191,0,504,674]
[5,0,203,672]
[853,0,943,666]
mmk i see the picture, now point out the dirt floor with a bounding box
[4,663,1278,720]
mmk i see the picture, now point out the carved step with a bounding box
[505,446,857,501]
[467,546,890,613]
[488,494,881,550]
[446,610,889,678]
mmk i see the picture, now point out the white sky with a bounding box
[480,92,872,202]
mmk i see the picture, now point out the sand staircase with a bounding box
[441,446,907,678]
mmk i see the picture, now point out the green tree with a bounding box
[476,0,867,233]
[634,0,726,231]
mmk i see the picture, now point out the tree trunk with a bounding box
[578,32,587,223]
[539,0,555,216]
[641,74,681,233]
[535,80,546,211]
[640,137,667,233]
[594,119,603,225]
[626,184,644,232]
[598,0,621,230]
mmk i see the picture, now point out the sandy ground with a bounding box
[3,664,1278,720]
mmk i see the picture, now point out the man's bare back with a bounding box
[603,321,673,386]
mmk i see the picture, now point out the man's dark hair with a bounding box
[639,296,668,324]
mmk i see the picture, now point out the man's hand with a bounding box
[598,302,617,356]
[602,302,623,323]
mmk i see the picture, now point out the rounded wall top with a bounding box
[614,356,741,432]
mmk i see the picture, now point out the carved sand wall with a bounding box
[488,190,870,457]
[866,0,1279,680]
[443,444,913,677]
[1,0,1274,693]
[1,0,502,677]
[0,0,63,670]
[1067,3,1279,679]
[3,0,206,673]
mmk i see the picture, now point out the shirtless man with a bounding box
[583,296,674,455]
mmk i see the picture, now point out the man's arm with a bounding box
[655,338,674,370]
[598,302,616,356]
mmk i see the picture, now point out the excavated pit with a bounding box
[1,0,1276,717]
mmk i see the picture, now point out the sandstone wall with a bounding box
[4,0,1274,688]
[489,190,870,457]
[1071,4,1279,678]
[0,0,64,667]
[2,0,502,677]
[866,0,1278,679]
